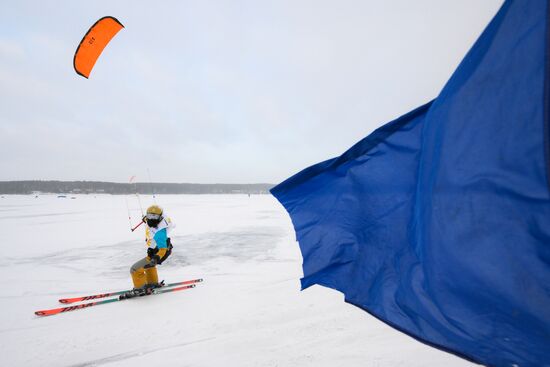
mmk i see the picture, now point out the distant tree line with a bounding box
[0,181,274,195]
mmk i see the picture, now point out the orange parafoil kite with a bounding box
[73,16,124,78]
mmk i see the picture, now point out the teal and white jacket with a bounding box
[145,216,174,250]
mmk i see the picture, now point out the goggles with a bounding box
[145,213,161,220]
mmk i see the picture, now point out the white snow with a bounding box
[0,194,477,367]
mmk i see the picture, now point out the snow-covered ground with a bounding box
[0,194,476,367]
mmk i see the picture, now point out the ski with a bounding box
[35,284,197,317]
[58,278,203,304]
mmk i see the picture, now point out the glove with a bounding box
[147,247,159,258]
[144,257,157,268]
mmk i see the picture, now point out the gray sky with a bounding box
[1,0,502,184]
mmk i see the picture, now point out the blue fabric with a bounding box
[271,1,550,366]
[153,228,168,249]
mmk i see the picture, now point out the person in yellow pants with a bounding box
[130,205,174,295]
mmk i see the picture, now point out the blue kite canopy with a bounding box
[271,1,550,366]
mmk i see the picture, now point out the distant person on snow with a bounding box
[129,205,174,296]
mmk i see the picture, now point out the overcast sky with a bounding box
[1,1,503,184]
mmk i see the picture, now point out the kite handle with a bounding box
[131,219,144,232]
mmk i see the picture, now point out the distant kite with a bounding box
[73,16,124,78]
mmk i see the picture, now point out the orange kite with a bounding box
[73,16,124,78]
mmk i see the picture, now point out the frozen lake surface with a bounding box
[0,194,476,367]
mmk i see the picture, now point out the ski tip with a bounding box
[35,311,48,317]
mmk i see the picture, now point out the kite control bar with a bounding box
[131,219,144,232]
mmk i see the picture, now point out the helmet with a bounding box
[145,205,163,227]
[146,205,163,216]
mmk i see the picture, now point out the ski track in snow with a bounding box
[68,337,217,367]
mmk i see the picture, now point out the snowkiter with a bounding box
[129,205,174,295]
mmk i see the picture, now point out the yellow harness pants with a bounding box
[130,248,169,289]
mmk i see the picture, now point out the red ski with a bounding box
[58,278,203,304]
[35,283,198,317]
